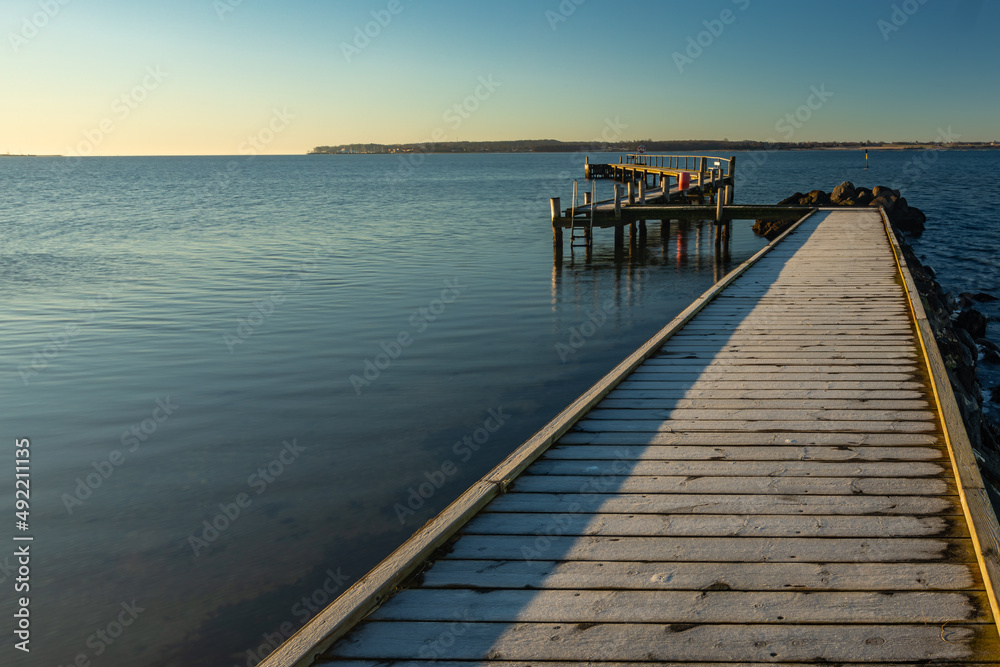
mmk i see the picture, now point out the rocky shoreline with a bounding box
[753,180,927,239]
[893,230,1000,507]
[757,185,1000,509]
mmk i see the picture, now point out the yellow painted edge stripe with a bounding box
[881,207,1000,632]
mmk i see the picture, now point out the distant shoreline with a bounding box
[308,141,999,156]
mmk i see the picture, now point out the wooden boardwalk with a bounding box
[266,208,1000,666]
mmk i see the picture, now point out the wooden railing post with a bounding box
[729,155,736,200]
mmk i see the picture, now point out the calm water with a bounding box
[0,150,997,666]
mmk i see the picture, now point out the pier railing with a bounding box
[625,153,734,176]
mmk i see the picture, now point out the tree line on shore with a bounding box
[309,139,997,155]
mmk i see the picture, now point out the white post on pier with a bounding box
[638,179,646,204]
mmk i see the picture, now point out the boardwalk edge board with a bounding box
[258,212,820,667]
[882,207,1000,632]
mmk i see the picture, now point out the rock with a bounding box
[804,190,831,206]
[889,204,926,233]
[873,185,900,198]
[977,338,1000,354]
[855,190,874,206]
[830,181,857,204]
[956,307,988,339]
[777,192,805,206]
[972,292,999,303]
[957,292,996,308]
[978,339,1000,364]
[869,194,896,210]
[752,219,794,240]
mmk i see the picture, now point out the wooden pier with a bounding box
[263,208,1000,666]
[551,153,791,254]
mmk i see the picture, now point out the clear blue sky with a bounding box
[2,0,997,155]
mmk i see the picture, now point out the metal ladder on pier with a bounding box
[569,180,594,249]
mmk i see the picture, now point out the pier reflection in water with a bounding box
[552,219,736,308]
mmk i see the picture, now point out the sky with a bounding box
[2,0,998,156]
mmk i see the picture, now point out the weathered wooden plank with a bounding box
[625,375,919,386]
[585,408,935,422]
[719,289,906,295]
[324,662,1000,667]
[678,326,913,334]
[689,317,911,324]
[618,379,924,390]
[635,364,919,374]
[421,559,982,592]
[655,353,919,362]
[617,374,924,398]
[329,622,1000,662]
[484,493,959,517]
[466,512,958,538]
[606,388,926,400]
[508,475,951,496]
[698,313,909,320]
[654,350,918,359]
[555,431,941,446]
[368,588,989,623]
[599,398,929,410]
[695,312,911,318]
[572,418,936,433]
[527,458,946,477]
[418,559,980,591]
[666,335,915,343]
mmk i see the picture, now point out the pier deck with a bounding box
[266,208,1000,666]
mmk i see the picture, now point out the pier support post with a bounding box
[614,185,621,219]
[584,156,590,180]
[716,189,724,223]
[550,197,561,223]
[729,155,736,200]
[627,181,636,206]
[614,222,624,253]
[638,179,646,204]
[638,219,647,246]
[584,192,592,205]
[553,225,563,258]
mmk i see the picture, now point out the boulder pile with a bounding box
[753,181,927,239]
[893,235,1000,499]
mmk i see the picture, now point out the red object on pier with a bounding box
[677,172,690,190]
